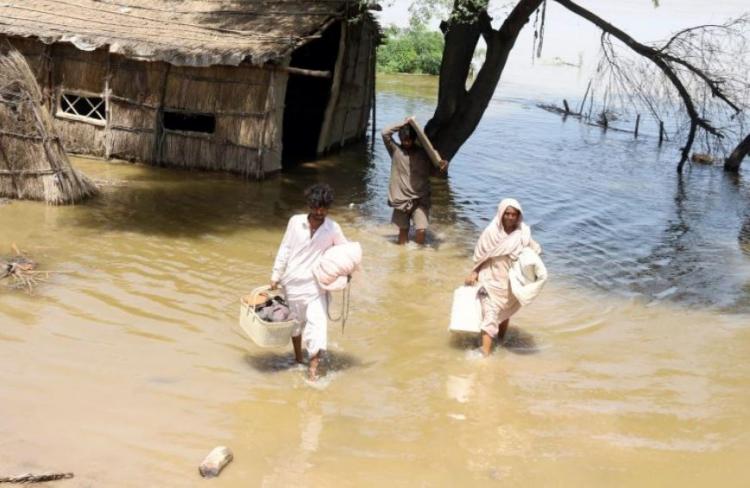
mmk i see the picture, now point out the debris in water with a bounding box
[691,153,715,164]
[0,244,52,293]
[199,446,233,478]
[0,472,74,483]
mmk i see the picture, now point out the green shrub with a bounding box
[377,26,444,75]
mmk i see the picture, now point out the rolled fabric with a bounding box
[508,247,548,306]
[313,242,363,291]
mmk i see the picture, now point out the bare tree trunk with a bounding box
[724,132,750,172]
[425,0,544,161]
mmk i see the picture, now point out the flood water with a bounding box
[2,74,750,486]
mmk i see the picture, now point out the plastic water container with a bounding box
[239,286,298,347]
[448,285,482,333]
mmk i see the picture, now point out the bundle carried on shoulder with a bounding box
[313,242,362,291]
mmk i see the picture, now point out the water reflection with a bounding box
[630,170,750,308]
[66,144,376,238]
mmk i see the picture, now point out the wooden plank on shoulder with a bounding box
[407,116,442,168]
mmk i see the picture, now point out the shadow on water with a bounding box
[244,350,362,374]
[447,327,540,355]
[502,327,540,355]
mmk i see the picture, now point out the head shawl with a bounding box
[472,198,531,267]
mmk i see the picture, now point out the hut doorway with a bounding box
[281,22,341,167]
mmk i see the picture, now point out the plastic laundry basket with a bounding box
[239,286,298,347]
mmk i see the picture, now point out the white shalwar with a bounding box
[271,214,347,356]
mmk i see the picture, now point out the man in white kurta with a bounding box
[270,184,347,379]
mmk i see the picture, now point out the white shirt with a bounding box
[271,214,347,300]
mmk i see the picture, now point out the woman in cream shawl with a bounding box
[465,198,541,356]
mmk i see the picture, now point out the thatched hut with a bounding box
[0,1,379,178]
[0,48,97,204]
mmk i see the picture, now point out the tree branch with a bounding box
[660,52,741,113]
[660,23,727,52]
[724,131,750,172]
[497,0,546,41]
[554,0,726,172]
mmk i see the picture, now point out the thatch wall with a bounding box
[50,44,108,157]
[5,37,47,89]
[108,57,167,162]
[317,18,378,153]
[1,9,376,177]
[0,0,380,178]
[158,64,287,175]
[6,35,288,176]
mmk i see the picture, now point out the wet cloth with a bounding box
[473,199,541,338]
[271,214,347,351]
[313,241,362,291]
[255,296,293,322]
[382,122,433,213]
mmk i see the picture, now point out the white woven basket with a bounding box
[239,286,298,347]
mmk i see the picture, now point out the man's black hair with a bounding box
[305,183,334,208]
[398,123,416,143]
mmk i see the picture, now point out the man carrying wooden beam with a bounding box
[382,116,448,245]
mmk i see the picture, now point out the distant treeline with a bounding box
[376,25,444,75]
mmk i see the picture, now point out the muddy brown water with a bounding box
[2,75,750,486]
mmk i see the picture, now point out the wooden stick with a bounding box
[152,64,171,165]
[578,80,591,114]
[0,472,73,483]
[634,113,640,138]
[282,66,332,79]
[659,121,664,146]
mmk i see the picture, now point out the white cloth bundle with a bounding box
[313,242,362,291]
[508,247,548,306]
[448,285,482,333]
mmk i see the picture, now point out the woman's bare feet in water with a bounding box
[480,321,509,357]
[481,332,493,357]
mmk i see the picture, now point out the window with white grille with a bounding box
[57,91,106,125]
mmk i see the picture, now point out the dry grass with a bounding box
[0,47,98,204]
[1,244,45,293]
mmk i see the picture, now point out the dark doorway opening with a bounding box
[281,21,341,168]
[163,111,216,134]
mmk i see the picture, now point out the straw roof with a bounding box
[0,0,357,67]
[0,48,98,204]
